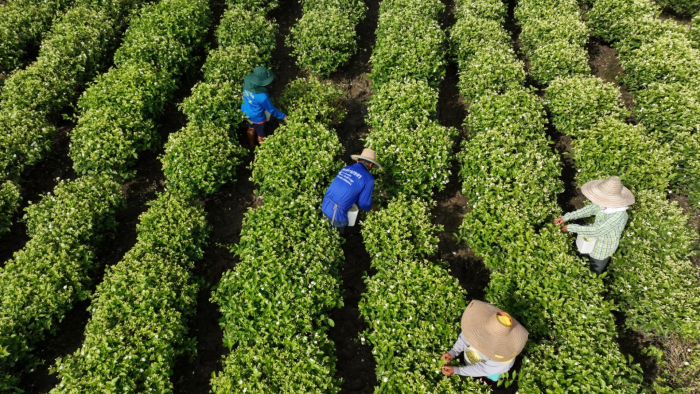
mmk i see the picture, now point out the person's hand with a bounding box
[372,205,377,212]
[284,116,288,121]
[441,366,454,377]
[554,217,565,226]
[561,225,568,232]
[440,353,453,363]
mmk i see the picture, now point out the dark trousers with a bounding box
[586,255,610,274]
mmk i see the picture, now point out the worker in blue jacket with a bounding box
[322,149,380,235]
[241,66,287,148]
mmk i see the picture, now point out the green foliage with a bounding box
[0,6,116,179]
[217,6,275,51]
[278,77,347,126]
[0,0,70,72]
[572,117,674,194]
[545,75,630,136]
[251,120,344,199]
[181,80,244,129]
[211,194,344,394]
[0,176,123,391]
[619,31,700,91]
[670,132,700,205]
[457,46,525,101]
[654,0,700,15]
[70,62,175,178]
[51,192,209,393]
[454,0,506,22]
[587,0,661,43]
[527,40,590,85]
[225,0,279,13]
[450,15,511,65]
[359,199,490,393]
[519,12,588,54]
[634,82,700,136]
[113,0,210,76]
[486,228,644,393]
[691,14,700,48]
[0,181,20,235]
[464,88,547,134]
[370,5,446,88]
[514,0,579,21]
[289,0,365,76]
[366,79,437,130]
[611,191,699,336]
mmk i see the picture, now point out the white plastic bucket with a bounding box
[347,204,359,227]
[576,235,597,254]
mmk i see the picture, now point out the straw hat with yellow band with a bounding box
[461,300,529,363]
[350,148,381,169]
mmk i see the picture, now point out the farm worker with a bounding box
[241,66,287,148]
[554,176,635,274]
[441,300,528,385]
[321,149,380,235]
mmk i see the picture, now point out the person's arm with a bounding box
[453,359,512,377]
[447,334,469,358]
[562,204,598,222]
[567,212,626,237]
[260,94,286,120]
[357,179,374,212]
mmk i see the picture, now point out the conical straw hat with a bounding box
[581,176,635,207]
[350,148,381,169]
[461,300,528,362]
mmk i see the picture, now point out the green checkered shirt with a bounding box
[563,204,628,260]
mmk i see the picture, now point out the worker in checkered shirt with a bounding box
[554,176,635,274]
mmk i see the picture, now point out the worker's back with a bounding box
[322,162,374,223]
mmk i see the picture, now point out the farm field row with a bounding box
[0,0,698,391]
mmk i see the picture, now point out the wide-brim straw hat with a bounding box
[581,176,635,207]
[461,300,528,362]
[245,66,275,86]
[351,148,381,169]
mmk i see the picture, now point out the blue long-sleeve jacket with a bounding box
[241,89,286,123]
[322,163,375,222]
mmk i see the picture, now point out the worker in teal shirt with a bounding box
[241,66,287,148]
[322,149,380,235]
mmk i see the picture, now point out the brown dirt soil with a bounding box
[587,42,635,112]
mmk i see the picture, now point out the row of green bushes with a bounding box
[0,0,213,390]
[357,0,492,391]
[358,199,490,394]
[0,0,149,235]
[0,176,124,392]
[289,0,366,76]
[0,0,71,73]
[453,0,644,391]
[68,0,211,178]
[588,0,700,205]
[545,74,700,392]
[515,0,589,85]
[211,74,349,391]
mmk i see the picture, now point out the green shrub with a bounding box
[691,14,700,48]
[457,46,525,101]
[211,194,344,393]
[0,181,20,235]
[114,0,210,76]
[51,192,209,393]
[515,0,579,21]
[464,88,547,136]
[450,15,511,65]
[614,17,688,59]
[278,77,347,126]
[619,31,700,90]
[226,0,279,13]
[162,123,247,196]
[528,40,590,85]
[454,0,506,22]
[572,117,674,193]
[366,79,438,130]
[654,0,700,15]
[370,7,446,87]
[180,80,244,129]
[378,0,443,19]
[587,0,660,43]
[360,199,491,393]
[203,44,269,84]
[70,61,176,178]
[545,75,630,136]
[0,176,124,391]
[216,5,275,51]
[0,0,69,72]
[612,191,699,336]
[670,132,700,205]
[519,13,588,55]
[635,82,700,136]
[251,120,344,199]
[289,3,364,76]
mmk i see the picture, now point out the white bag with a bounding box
[347,204,359,227]
[576,234,597,254]
[264,110,271,121]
